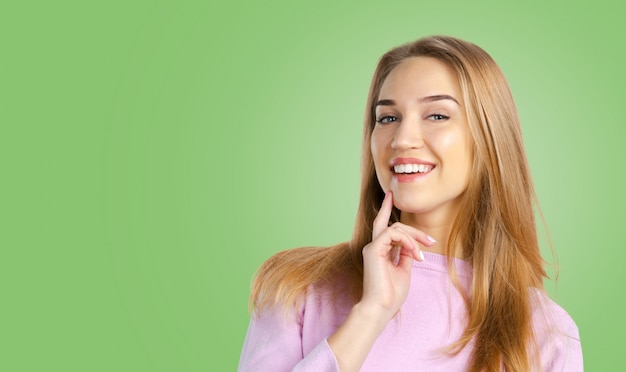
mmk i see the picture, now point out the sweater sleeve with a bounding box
[238,304,340,372]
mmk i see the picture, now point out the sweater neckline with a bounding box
[413,251,472,278]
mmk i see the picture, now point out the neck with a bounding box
[400,209,462,258]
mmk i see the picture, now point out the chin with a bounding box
[392,198,432,215]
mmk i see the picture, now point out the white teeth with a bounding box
[393,164,432,174]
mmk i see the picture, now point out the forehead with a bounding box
[378,57,462,101]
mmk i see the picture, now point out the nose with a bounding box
[391,117,424,150]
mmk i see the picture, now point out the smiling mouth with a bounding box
[392,164,434,174]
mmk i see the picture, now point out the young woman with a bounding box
[239,35,583,371]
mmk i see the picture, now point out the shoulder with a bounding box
[531,290,579,339]
[253,245,335,292]
[251,243,355,316]
[531,290,584,371]
[253,244,351,292]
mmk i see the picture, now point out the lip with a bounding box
[389,157,436,183]
[390,157,436,167]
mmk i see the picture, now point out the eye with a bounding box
[427,113,450,121]
[375,115,398,124]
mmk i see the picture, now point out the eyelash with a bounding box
[375,115,398,124]
[428,114,449,121]
[375,113,450,124]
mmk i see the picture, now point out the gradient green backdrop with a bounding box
[2,0,623,370]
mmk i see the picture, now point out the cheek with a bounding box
[370,129,385,164]
[433,129,472,163]
[370,130,390,186]
[435,130,457,148]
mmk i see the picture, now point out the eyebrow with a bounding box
[375,94,460,108]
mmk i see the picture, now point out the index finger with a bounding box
[372,191,393,239]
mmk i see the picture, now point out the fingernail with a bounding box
[419,251,425,261]
[427,235,437,243]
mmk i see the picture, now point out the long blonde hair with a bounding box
[251,35,547,371]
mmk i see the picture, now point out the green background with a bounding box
[2,0,623,370]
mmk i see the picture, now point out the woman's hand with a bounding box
[359,191,436,322]
[328,191,435,371]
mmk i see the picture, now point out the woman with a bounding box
[239,35,583,371]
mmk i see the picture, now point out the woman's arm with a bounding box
[327,192,434,371]
[239,192,435,371]
[238,304,339,372]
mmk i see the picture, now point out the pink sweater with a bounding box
[239,252,583,371]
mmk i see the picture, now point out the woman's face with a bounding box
[371,56,472,222]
